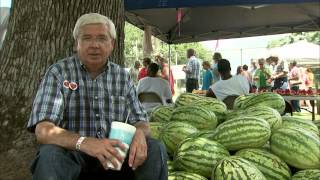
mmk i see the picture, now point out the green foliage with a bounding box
[267,31,320,48]
[124,22,212,67]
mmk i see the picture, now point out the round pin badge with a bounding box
[63,80,70,89]
[69,82,78,90]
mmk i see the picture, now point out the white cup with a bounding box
[107,121,136,170]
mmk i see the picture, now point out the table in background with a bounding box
[282,95,320,121]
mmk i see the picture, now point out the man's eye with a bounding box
[82,37,92,40]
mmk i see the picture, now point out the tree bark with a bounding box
[0,0,124,178]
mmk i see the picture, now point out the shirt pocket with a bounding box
[110,95,127,122]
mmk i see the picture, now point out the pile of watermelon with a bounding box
[148,92,320,180]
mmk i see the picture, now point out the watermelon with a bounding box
[193,97,227,113]
[167,160,175,172]
[174,93,202,107]
[160,121,198,156]
[170,105,217,130]
[235,92,285,114]
[150,105,174,122]
[270,127,320,169]
[233,93,255,110]
[281,116,319,136]
[174,137,229,178]
[168,171,207,180]
[226,106,282,130]
[291,169,320,180]
[211,117,271,151]
[149,122,163,139]
[213,156,266,180]
[235,148,291,180]
[193,97,227,124]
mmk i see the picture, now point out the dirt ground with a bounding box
[0,131,36,180]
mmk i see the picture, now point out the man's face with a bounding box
[77,23,114,67]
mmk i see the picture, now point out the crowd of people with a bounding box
[129,47,315,113]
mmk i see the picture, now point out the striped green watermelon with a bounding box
[281,116,319,136]
[170,105,217,130]
[174,137,229,178]
[235,148,291,180]
[149,122,163,140]
[233,93,255,110]
[212,156,266,180]
[174,93,202,107]
[245,106,282,130]
[167,160,175,172]
[270,127,320,169]
[211,117,271,151]
[186,130,215,140]
[226,106,282,130]
[160,122,198,156]
[193,97,227,124]
[150,105,174,122]
[235,92,285,114]
[168,171,207,180]
[291,169,320,180]
[193,97,227,113]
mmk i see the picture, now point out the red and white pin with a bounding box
[63,80,78,90]
[69,82,78,90]
[63,80,70,89]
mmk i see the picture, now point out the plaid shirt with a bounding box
[185,56,200,80]
[27,55,147,138]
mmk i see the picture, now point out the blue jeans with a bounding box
[30,138,168,180]
[291,85,301,112]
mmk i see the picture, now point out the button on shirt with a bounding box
[27,55,147,138]
[185,56,200,80]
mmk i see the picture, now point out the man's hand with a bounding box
[81,137,127,170]
[128,129,147,170]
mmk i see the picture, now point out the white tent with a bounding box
[268,40,320,65]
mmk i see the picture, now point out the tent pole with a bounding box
[168,44,172,88]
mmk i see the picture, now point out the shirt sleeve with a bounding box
[27,68,64,132]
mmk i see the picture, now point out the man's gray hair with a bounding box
[73,13,116,40]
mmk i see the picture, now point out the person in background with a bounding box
[182,48,200,92]
[129,60,141,86]
[241,64,252,86]
[138,57,151,80]
[250,59,258,89]
[206,59,250,101]
[27,13,167,180]
[136,63,172,112]
[253,58,272,92]
[270,56,289,90]
[288,61,301,112]
[305,68,314,110]
[201,61,213,90]
[211,52,222,84]
[236,66,243,75]
[156,56,175,95]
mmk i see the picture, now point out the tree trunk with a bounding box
[0,0,124,179]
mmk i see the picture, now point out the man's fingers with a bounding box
[128,145,137,168]
[97,154,109,170]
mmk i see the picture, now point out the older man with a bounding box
[27,13,167,180]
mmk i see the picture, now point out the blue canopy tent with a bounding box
[125,0,320,44]
[124,0,320,91]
